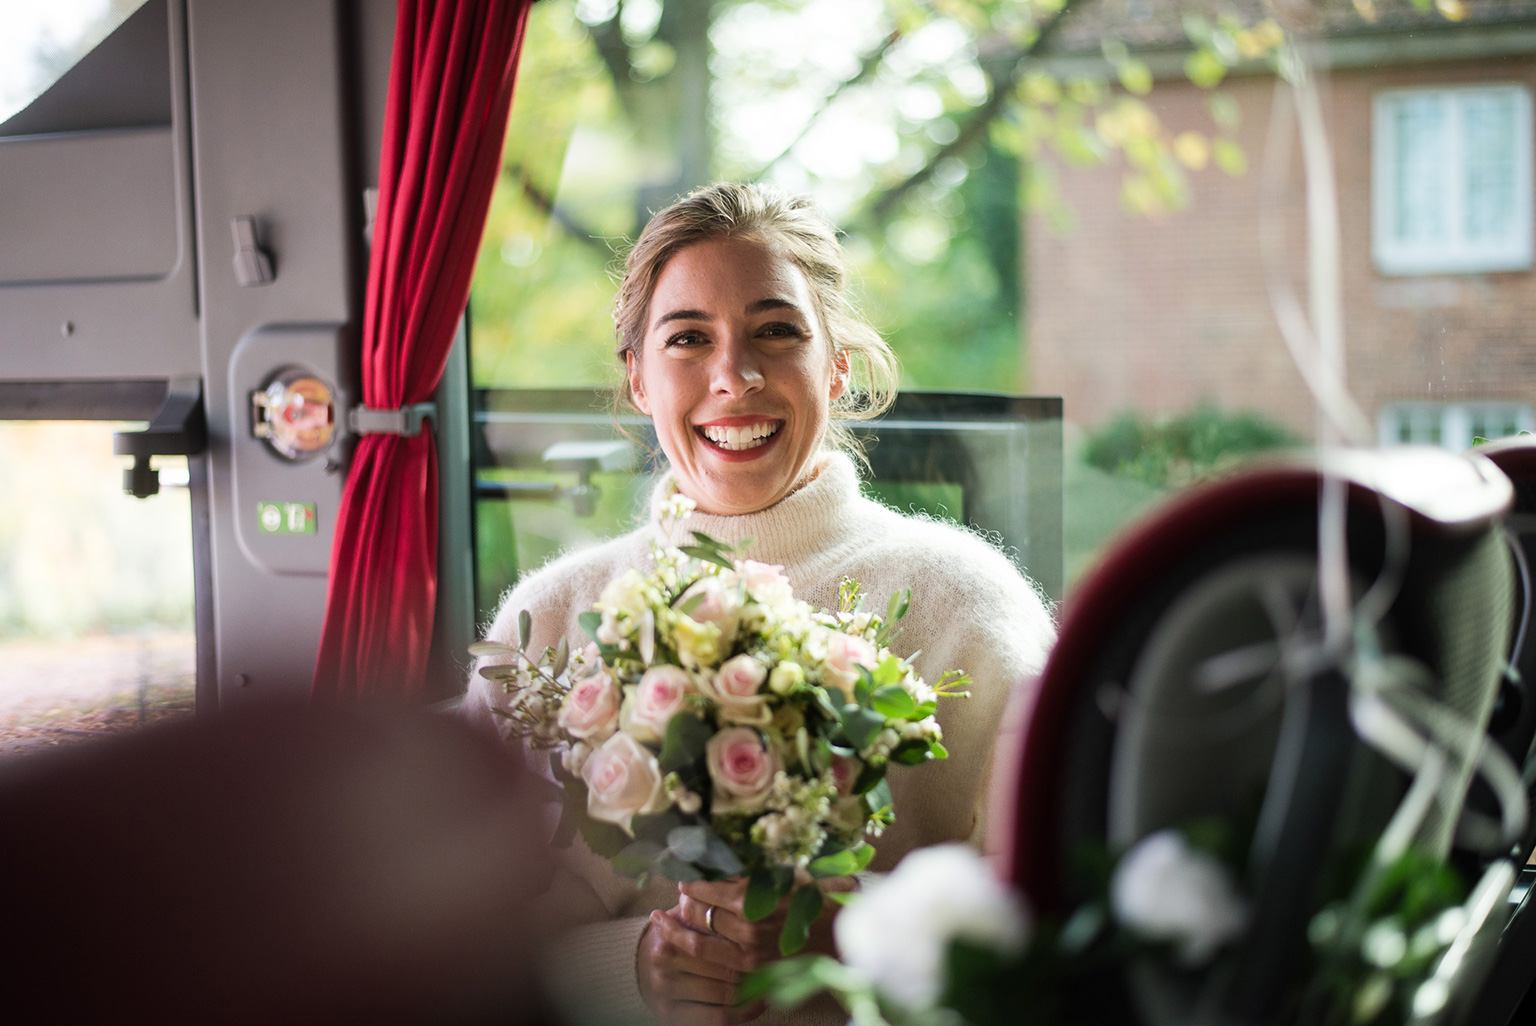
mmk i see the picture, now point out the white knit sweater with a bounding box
[461,452,1055,1025]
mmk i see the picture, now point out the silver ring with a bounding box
[704,904,717,935]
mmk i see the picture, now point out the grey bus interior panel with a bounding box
[227,323,350,578]
[0,128,180,284]
[188,0,360,704]
[0,0,199,380]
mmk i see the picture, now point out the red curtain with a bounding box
[314,0,532,700]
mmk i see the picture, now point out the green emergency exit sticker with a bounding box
[257,501,316,535]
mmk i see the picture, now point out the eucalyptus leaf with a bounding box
[885,588,910,626]
[667,825,709,863]
[467,641,516,658]
[838,705,885,751]
[697,833,745,876]
[477,664,522,681]
[518,610,532,650]
[613,840,666,877]
[780,885,825,955]
[552,636,569,677]
[579,815,632,860]
[658,853,705,882]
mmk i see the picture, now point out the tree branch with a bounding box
[750,29,903,181]
[504,165,613,258]
[854,0,1087,229]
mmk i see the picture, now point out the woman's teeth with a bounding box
[700,422,779,451]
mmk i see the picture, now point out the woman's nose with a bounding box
[709,337,764,397]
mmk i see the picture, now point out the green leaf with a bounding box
[467,641,516,658]
[852,761,886,796]
[885,588,910,627]
[659,712,712,772]
[680,545,737,573]
[745,866,794,922]
[827,891,856,906]
[518,609,532,650]
[870,685,917,720]
[578,815,633,859]
[577,610,602,642]
[809,843,876,879]
[864,777,893,818]
[738,956,840,1008]
[890,741,932,766]
[780,885,825,955]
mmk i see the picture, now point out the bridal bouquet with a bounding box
[475,494,968,953]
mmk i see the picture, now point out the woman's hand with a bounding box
[638,895,765,1026]
[636,875,859,1025]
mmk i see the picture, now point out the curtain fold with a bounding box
[314,0,532,700]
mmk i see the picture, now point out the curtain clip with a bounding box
[347,402,436,437]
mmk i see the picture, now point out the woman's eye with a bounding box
[663,331,707,349]
[759,322,805,340]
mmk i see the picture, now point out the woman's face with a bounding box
[627,236,849,516]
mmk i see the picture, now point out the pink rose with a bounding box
[558,672,620,742]
[739,560,794,606]
[821,630,879,698]
[582,732,667,834]
[703,654,772,726]
[708,727,780,814]
[679,576,741,636]
[830,754,860,796]
[620,665,695,743]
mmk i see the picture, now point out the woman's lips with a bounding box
[695,419,783,459]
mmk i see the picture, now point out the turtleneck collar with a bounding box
[647,451,863,565]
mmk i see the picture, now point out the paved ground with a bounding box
[0,631,196,758]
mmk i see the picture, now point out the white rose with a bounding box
[679,575,742,638]
[835,843,1030,1010]
[738,559,795,610]
[1110,829,1249,965]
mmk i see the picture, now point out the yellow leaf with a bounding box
[1118,58,1154,96]
[1436,0,1467,20]
[1174,131,1210,170]
[1213,137,1248,176]
[1185,49,1228,89]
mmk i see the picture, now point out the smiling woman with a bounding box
[461,182,1056,1026]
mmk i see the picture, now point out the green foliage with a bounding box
[1081,404,1299,489]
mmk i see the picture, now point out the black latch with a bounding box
[113,378,208,498]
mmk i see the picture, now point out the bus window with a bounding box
[0,421,195,756]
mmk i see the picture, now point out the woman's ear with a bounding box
[829,349,851,402]
[625,351,651,415]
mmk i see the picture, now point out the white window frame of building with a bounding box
[1378,401,1535,450]
[1372,84,1534,276]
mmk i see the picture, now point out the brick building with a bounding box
[1028,0,1536,448]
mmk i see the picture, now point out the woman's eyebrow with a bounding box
[653,308,708,328]
[652,297,801,329]
[747,297,801,315]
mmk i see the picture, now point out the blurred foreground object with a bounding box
[0,703,559,1025]
[997,446,1532,1024]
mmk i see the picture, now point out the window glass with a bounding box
[471,1,1536,613]
[0,0,147,124]
[1374,84,1533,275]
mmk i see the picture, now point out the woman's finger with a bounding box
[678,877,752,916]
[651,909,757,978]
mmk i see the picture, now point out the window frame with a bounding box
[1371,83,1534,277]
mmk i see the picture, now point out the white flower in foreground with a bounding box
[835,843,1030,1010]
[1111,829,1249,965]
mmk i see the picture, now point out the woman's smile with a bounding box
[695,417,784,457]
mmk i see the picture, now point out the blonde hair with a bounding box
[613,182,898,453]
